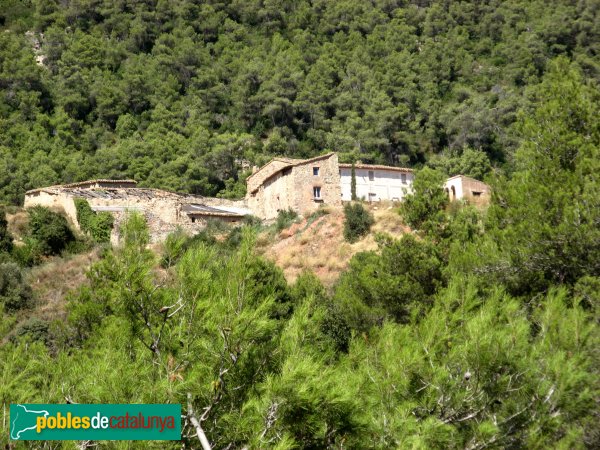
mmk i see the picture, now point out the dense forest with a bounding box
[1,0,599,202]
[1,0,599,449]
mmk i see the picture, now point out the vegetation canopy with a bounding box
[0,2,599,449]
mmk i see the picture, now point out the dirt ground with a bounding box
[259,204,410,287]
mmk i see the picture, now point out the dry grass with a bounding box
[262,204,410,287]
[6,209,29,242]
[371,207,409,235]
[26,249,100,320]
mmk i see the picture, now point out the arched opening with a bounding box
[450,185,456,200]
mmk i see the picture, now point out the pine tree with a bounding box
[400,167,448,236]
[487,57,600,293]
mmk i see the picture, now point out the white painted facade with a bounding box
[339,167,414,202]
[443,176,465,200]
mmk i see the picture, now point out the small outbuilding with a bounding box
[443,175,491,206]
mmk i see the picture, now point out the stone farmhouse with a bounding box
[246,153,418,219]
[246,153,342,220]
[23,153,490,242]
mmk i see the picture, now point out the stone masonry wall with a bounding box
[246,153,341,220]
[23,190,80,230]
[24,187,249,244]
[249,169,296,220]
[246,159,293,194]
[292,153,341,216]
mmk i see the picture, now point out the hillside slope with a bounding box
[259,205,409,286]
[1,1,599,204]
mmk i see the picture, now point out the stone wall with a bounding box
[247,168,296,220]
[247,153,341,220]
[23,190,80,230]
[291,154,341,216]
[24,186,250,244]
[247,159,294,194]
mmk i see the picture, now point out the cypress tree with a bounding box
[350,163,357,201]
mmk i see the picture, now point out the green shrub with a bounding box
[11,238,44,267]
[74,198,95,231]
[67,286,112,343]
[290,270,350,353]
[160,228,189,268]
[205,217,232,234]
[74,199,113,243]
[335,234,444,327]
[245,256,293,319]
[64,238,93,254]
[321,305,351,353]
[400,167,448,235]
[243,215,263,228]
[186,230,218,248]
[27,206,75,256]
[343,203,374,243]
[307,206,330,221]
[0,207,13,254]
[224,226,244,249]
[89,212,114,243]
[276,208,299,231]
[0,262,33,312]
[11,318,50,345]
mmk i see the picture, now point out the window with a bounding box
[368,170,374,181]
[313,186,321,198]
[401,173,407,184]
[313,167,320,176]
[472,191,482,197]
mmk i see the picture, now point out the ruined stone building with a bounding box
[24,180,250,244]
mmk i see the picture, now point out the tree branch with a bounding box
[187,393,212,450]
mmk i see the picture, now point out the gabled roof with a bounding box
[248,152,337,193]
[445,174,478,182]
[338,163,413,173]
[247,153,336,182]
[62,179,137,188]
[444,175,491,193]
[444,174,490,186]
